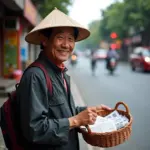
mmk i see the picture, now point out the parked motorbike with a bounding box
[107,58,117,74]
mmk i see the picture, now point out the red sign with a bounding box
[110,32,118,39]
[24,0,37,26]
[110,43,117,49]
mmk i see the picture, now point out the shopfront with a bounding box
[23,0,41,63]
[2,18,21,78]
[0,0,24,78]
[0,0,41,78]
[0,20,3,77]
[0,2,5,77]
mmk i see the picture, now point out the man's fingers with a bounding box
[90,107,97,112]
[88,107,97,113]
[101,104,112,110]
[89,116,96,125]
[88,111,97,118]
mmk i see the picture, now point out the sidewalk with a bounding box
[70,79,92,150]
[0,78,16,97]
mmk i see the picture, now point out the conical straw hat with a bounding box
[25,8,90,44]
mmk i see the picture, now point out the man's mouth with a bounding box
[57,50,69,52]
[57,50,70,56]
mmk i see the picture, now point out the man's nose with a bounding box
[62,39,69,48]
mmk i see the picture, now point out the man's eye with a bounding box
[58,36,63,39]
[69,37,74,41]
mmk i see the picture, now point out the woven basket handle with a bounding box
[114,101,129,114]
[85,125,92,134]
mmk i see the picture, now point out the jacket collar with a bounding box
[38,51,68,73]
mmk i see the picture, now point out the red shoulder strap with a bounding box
[29,62,52,95]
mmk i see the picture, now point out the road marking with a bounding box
[70,78,104,150]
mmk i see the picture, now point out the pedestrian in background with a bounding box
[90,50,97,76]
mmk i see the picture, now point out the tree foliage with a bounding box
[78,0,150,50]
[100,2,127,39]
[31,0,72,17]
[76,20,101,50]
[100,0,150,39]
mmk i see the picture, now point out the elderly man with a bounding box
[16,8,111,150]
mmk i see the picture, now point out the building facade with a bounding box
[0,0,41,78]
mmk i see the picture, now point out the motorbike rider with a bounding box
[106,47,119,69]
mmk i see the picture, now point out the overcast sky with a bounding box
[69,0,116,28]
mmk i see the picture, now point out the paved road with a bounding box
[68,56,150,150]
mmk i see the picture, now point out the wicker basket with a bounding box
[79,101,133,148]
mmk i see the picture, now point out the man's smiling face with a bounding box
[44,27,75,63]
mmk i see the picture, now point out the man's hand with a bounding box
[96,104,112,114]
[69,107,97,128]
[69,105,112,129]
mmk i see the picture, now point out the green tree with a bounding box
[76,20,101,50]
[99,2,128,40]
[31,0,73,17]
[99,0,150,40]
[124,0,150,29]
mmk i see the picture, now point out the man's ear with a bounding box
[42,41,47,47]
[42,37,49,46]
[40,39,48,50]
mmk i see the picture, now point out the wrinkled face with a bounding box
[44,27,75,63]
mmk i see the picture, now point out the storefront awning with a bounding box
[24,0,41,26]
[1,0,24,11]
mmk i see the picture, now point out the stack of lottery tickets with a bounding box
[89,110,129,133]
[104,110,129,130]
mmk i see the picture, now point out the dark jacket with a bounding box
[16,52,86,150]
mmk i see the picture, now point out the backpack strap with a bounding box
[29,62,52,95]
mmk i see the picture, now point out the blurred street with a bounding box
[68,56,150,150]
